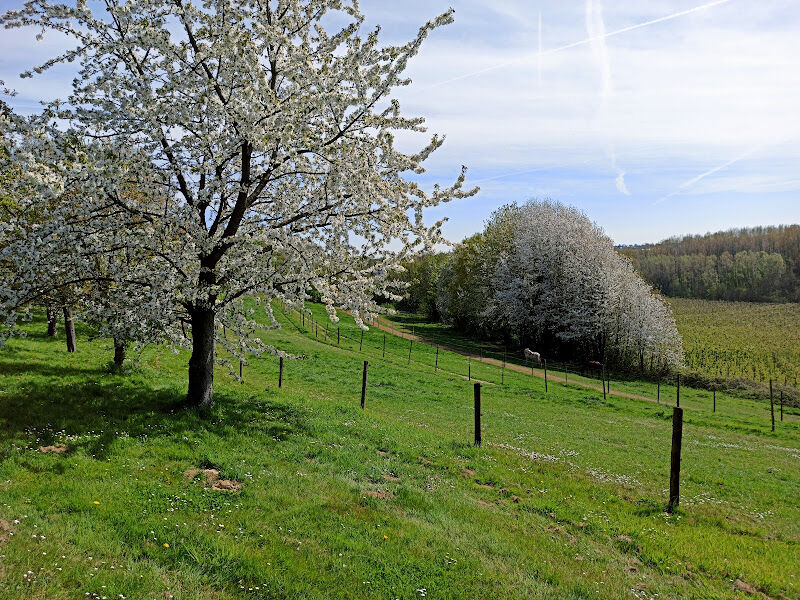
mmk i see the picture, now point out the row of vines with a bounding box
[671,298,800,387]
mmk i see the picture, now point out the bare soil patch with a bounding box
[0,519,12,545]
[38,444,67,454]
[0,519,10,580]
[734,579,771,599]
[184,468,242,492]
[212,479,243,492]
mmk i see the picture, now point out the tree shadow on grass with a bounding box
[387,312,427,327]
[0,377,308,461]
[0,357,107,378]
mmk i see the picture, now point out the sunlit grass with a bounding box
[0,305,798,599]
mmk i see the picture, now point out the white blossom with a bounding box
[437,200,682,372]
[0,0,477,406]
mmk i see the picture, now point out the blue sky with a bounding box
[1,0,798,244]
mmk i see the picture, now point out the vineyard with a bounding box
[670,298,800,387]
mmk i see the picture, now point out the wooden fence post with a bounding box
[565,366,568,383]
[657,381,660,404]
[382,334,386,358]
[337,327,340,345]
[468,357,471,381]
[544,359,548,393]
[408,339,413,365]
[435,346,439,372]
[780,391,783,421]
[474,382,481,446]
[676,374,680,408]
[603,366,607,401]
[713,390,716,413]
[770,379,775,432]
[279,356,284,388]
[502,351,506,385]
[361,361,369,410]
[239,360,243,380]
[667,406,684,513]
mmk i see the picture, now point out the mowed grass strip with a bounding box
[0,307,798,599]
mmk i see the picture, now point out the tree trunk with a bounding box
[63,305,76,353]
[113,338,126,368]
[46,305,58,337]
[187,308,215,409]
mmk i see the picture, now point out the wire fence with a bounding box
[285,307,506,386]
[276,305,800,421]
[271,307,798,515]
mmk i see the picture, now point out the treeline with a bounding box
[619,225,800,302]
[397,201,683,375]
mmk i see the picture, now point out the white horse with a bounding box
[523,348,541,364]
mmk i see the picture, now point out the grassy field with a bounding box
[669,298,800,388]
[381,299,800,403]
[1,305,799,599]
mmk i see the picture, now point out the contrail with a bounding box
[537,10,542,88]
[586,0,611,99]
[653,147,761,204]
[422,0,734,90]
[586,0,630,195]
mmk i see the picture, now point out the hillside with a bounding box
[670,298,800,388]
[619,225,800,302]
[1,307,799,599]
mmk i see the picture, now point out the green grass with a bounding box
[375,306,799,418]
[381,301,800,406]
[1,305,799,599]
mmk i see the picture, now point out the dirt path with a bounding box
[369,316,661,406]
[284,307,799,421]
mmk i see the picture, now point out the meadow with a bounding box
[0,305,799,599]
[379,298,800,405]
[669,298,800,388]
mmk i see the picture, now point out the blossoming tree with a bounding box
[435,200,683,373]
[0,116,173,362]
[1,0,475,407]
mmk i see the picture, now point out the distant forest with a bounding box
[618,225,800,302]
